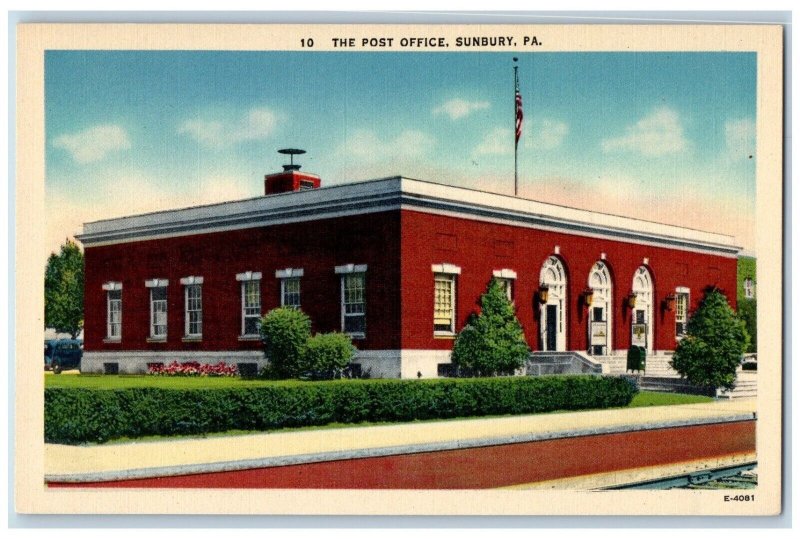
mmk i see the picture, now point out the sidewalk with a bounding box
[46,399,756,483]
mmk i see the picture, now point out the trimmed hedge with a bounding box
[44,375,637,444]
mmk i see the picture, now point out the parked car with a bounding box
[44,339,83,374]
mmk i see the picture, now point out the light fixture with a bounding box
[537,284,549,304]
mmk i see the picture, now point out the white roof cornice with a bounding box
[76,176,739,257]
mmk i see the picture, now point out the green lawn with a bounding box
[44,374,308,389]
[629,391,713,407]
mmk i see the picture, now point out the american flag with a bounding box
[515,80,523,146]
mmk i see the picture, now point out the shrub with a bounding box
[44,375,636,444]
[259,307,311,378]
[299,332,356,380]
[670,288,749,390]
[451,279,530,376]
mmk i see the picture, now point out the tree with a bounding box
[44,239,84,339]
[259,307,312,378]
[670,288,750,390]
[738,299,757,353]
[451,279,530,376]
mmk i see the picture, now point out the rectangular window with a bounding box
[675,291,689,338]
[434,274,456,334]
[492,269,516,301]
[150,287,168,338]
[281,277,301,308]
[185,284,202,337]
[495,278,513,301]
[341,272,366,337]
[744,278,755,299]
[241,280,261,336]
[106,290,122,340]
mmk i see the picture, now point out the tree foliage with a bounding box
[451,279,530,376]
[300,332,356,380]
[44,239,84,339]
[670,288,749,390]
[259,307,312,378]
[737,299,757,353]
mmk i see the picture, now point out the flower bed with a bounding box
[147,361,238,377]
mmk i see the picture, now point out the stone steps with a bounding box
[639,376,716,396]
[717,375,757,399]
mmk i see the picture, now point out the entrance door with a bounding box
[539,256,567,351]
[591,307,607,355]
[587,261,612,356]
[545,304,558,351]
[631,266,654,352]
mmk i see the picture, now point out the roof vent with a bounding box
[278,148,305,171]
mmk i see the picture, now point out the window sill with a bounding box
[147,337,167,343]
[346,333,366,340]
[103,338,121,344]
[182,336,202,342]
[238,335,261,342]
[434,333,456,339]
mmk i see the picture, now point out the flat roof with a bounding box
[77,176,739,257]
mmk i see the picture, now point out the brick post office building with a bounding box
[77,162,739,377]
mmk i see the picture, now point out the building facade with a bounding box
[77,169,739,377]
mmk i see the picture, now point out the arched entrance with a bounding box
[631,266,654,353]
[539,256,567,351]
[587,261,612,355]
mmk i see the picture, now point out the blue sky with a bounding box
[45,51,756,254]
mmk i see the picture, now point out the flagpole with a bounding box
[513,58,519,196]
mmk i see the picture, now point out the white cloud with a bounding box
[474,127,513,156]
[602,107,688,157]
[433,98,490,120]
[525,119,568,150]
[178,106,278,148]
[52,124,131,164]
[725,118,755,161]
[342,129,434,162]
[46,167,257,257]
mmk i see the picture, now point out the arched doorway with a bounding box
[539,256,567,351]
[631,266,654,353]
[587,261,612,356]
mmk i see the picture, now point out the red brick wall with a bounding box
[399,209,738,353]
[83,211,402,352]
[84,206,737,356]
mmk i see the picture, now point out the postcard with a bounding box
[15,22,783,516]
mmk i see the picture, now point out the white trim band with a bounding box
[676,286,690,294]
[235,271,262,282]
[335,264,368,274]
[102,281,122,291]
[431,263,461,275]
[144,278,169,288]
[492,268,517,279]
[180,276,204,285]
[275,268,304,279]
[78,177,739,257]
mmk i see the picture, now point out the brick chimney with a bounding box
[264,148,321,195]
